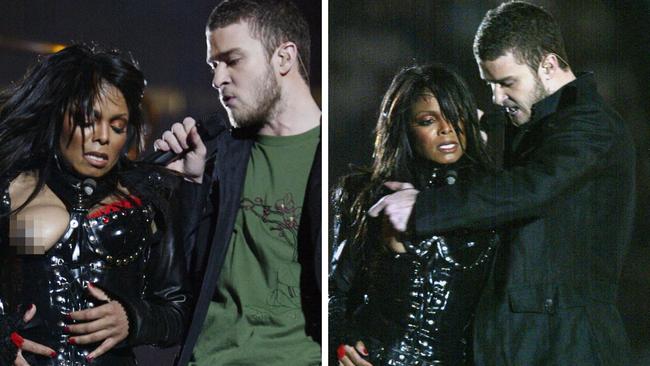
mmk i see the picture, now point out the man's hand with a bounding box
[337,341,373,366]
[367,182,419,232]
[67,284,129,361]
[153,117,207,184]
[14,305,57,366]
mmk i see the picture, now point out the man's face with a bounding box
[479,51,548,126]
[206,21,280,129]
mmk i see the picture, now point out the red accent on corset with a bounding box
[87,196,143,219]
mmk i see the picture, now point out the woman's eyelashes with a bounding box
[112,116,129,134]
[111,126,126,134]
[79,119,127,134]
[414,117,437,126]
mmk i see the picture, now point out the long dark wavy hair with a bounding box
[342,63,494,245]
[0,44,174,216]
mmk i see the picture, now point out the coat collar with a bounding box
[511,72,597,153]
[529,71,597,126]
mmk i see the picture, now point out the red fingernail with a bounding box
[360,346,369,356]
[87,282,94,288]
[50,351,57,358]
[65,313,73,320]
[27,304,34,311]
[68,338,76,345]
[86,355,94,362]
[63,326,70,333]
[10,332,24,348]
[337,344,346,360]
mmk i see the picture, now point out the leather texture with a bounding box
[0,165,191,366]
[329,167,498,365]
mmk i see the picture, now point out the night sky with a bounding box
[0,0,321,149]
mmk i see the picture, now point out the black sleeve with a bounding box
[0,182,22,364]
[414,107,617,236]
[328,182,366,361]
[116,190,192,347]
[329,239,361,341]
[178,179,209,266]
[177,174,212,300]
[0,311,22,365]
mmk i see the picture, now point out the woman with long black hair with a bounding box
[0,45,190,365]
[330,64,499,366]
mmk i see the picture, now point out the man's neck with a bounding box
[258,81,321,137]
[546,69,577,95]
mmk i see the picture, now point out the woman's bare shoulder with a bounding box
[8,172,40,210]
[8,172,69,254]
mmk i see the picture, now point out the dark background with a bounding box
[0,0,321,152]
[0,1,320,364]
[329,0,650,364]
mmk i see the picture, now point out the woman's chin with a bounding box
[70,163,115,178]
[430,154,462,166]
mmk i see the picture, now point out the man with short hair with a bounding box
[371,2,635,364]
[155,1,321,365]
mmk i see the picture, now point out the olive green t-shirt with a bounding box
[191,126,320,366]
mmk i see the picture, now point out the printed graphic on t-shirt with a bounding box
[240,193,303,320]
[240,192,301,260]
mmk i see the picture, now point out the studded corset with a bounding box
[0,174,159,366]
[360,229,498,366]
[329,166,499,366]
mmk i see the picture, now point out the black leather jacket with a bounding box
[0,165,190,366]
[329,166,498,366]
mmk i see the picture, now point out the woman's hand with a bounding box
[14,305,57,366]
[67,284,129,361]
[337,341,373,366]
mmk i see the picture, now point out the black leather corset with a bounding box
[0,180,157,366]
[359,230,497,366]
[353,166,499,366]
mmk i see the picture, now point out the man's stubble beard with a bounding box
[511,72,549,126]
[524,73,549,123]
[232,64,281,130]
[531,72,548,106]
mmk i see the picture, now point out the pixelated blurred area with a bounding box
[9,214,47,255]
[329,1,650,364]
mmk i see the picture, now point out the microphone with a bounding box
[445,170,458,185]
[425,168,459,187]
[143,112,228,165]
[81,178,97,196]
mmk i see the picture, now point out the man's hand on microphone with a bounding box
[153,117,207,184]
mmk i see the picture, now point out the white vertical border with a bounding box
[321,0,329,364]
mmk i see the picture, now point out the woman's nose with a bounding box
[438,120,453,135]
[92,121,110,144]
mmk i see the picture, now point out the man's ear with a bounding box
[538,53,561,80]
[275,42,298,76]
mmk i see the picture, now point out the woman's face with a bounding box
[59,84,129,178]
[409,92,465,165]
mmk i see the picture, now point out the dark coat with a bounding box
[174,126,321,366]
[414,73,635,365]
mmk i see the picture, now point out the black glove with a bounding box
[0,310,26,365]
